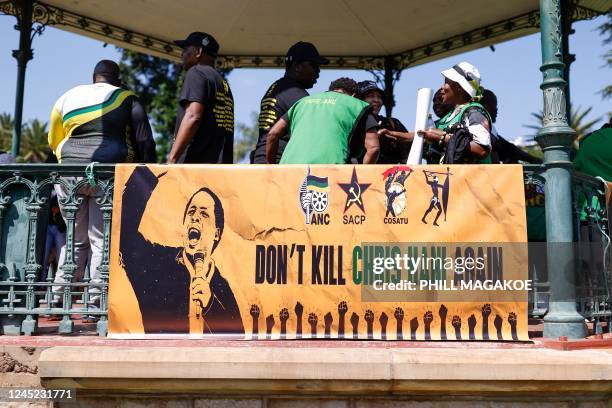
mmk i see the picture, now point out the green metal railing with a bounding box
[524,164,611,326]
[0,164,609,336]
[0,164,114,336]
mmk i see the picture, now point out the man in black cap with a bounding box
[250,41,329,163]
[168,32,234,164]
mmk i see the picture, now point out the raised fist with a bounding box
[439,304,448,320]
[324,312,333,338]
[482,303,491,319]
[424,310,434,325]
[494,314,503,340]
[337,301,347,339]
[308,312,318,338]
[379,312,388,340]
[394,307,404,321]
[481,304,491,340]
[250,304,260,318]
[410,317,419,340]
[452,315,462,340]
[365,309,374,323]
[250,304,260,339]
[279,307,289,339]
[265,314,275,340]
[379,312,388,327]
[468,314,477,340]
[350,312,360,339]
[308,312,318,326]
[508,312,517,326]
[508,312,518,341]
[295,301,304,316]
[338,301,348,316]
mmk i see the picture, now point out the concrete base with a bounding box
[35,345,612,407]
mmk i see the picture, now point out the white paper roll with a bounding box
[406,87,433,165]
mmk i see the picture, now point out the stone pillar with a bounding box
[535,0,586,339]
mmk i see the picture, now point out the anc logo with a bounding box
[299,167,330,225]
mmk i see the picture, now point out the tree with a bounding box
[234,112,259,163]
[0,113,13,151]
[117,49,182,162]
[524,105,601,151]
[20,119,49,163]
[598,12,611,99]
[0,114,49,162]
[117,48,234,162]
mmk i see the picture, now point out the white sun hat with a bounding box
[441,62,482,98]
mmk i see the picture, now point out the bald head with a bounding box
[93,60,120,86]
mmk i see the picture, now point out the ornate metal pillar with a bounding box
[11,0,35,157]
[560,0,576,124]
[383,56,396,118]
[535,0,586,339]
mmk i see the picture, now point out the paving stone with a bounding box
[194,399,263,408]
[269,399,350,408]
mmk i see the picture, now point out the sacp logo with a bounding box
[299,167,330,225]
[338,167,370,225]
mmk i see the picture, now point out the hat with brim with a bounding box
[441,62,481,98]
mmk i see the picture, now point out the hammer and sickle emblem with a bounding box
[346,183,362,208]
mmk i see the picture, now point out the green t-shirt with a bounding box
[573,126,612,182]
[279,91,370,164]
[572,125,612,221]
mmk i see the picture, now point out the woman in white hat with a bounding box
[419,61,492,164]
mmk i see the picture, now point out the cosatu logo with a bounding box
[299,167,330,225]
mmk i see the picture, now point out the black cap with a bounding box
[285,41,329,65]
[174,32,220,57]
[357,80,384,97]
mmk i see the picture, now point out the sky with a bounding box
[0,14,609,147]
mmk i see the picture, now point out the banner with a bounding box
[109,164,529,341]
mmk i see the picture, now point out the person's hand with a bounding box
[190,275,212,311]
[338,301,348,317]
[377,128,397,141]
[418,128,445,144]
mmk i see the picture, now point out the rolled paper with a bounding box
[406,87,433,165]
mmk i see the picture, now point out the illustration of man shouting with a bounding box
[120,165,243,335]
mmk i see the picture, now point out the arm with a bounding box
[362,129,380,164]
[168,101,205,163]
[265,117,288,164]
[130,98,157,163]
[120,166,161,274]
[378,129,414,142]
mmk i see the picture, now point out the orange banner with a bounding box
[109,164,528,341]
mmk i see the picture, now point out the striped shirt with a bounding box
[48,82,155,163]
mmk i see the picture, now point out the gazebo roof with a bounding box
[1,0,608,69]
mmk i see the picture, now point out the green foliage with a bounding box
[598,12,611,99]
[523,144,544,160]
[524,105,601,150]
[234,112,259,163]
[0,113,49,162]
[117,49,183,162]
